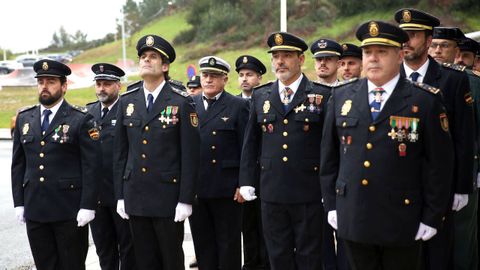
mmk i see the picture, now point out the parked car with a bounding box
[46,54,72,64]
[15,55,43,67]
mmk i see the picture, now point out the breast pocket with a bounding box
[336,117,359,128]
[257,114,276,125]
[20,135,34,144]
[123,118,141,128]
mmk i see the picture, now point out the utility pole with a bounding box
[280,0,287,32]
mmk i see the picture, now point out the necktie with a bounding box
[41,109,52,134]
[204,96,216,110]
[146,94,154,113]
[410,72,420,82]
[370,88,385,121]
[282,87,293,111]
[101,107,109,119]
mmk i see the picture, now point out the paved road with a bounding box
[0,139,196,270]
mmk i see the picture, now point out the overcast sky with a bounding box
[0,0,129,53]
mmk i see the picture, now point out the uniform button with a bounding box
[314,166,318,171]
[70,184,74,189]
[173,178,177,183]
[142,140,148,145]
[39,165,44,170]
[39,177,45,182]
[212,131,217,135]
[283,131,288,137]
[282,144,288,150]
[305,118,309,122]
[442,216,446,221]
[145,126,149,131]
[404,199,410,205]
[261,166,265,169]
[282,156,288,162]
[211,145,216,150]
[39,153,45,158]
[129,123,133,127]
[40,141,45,146]
[369,125,376,132]
[163,125,166,129]
[336,188,340,194]
[283,119,288,124]
[475,155,478,160]
[141,154,146,159]
[366,143,373,150]
[263,119,267,123]
[342,122,347,127]
[212,159,217,164]
[142,167,147,173]
[364,161,371,168]
[97,200,101,204]
[361,179,368,186]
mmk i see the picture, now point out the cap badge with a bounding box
[42,62,49,71]
[146,36,154,46]
[342,44,348,50]
[191,75,196,80]
[369,22,379,37]
[318,40,327,49]
[243,56,248,64]
[402,10,412,23]
[274,33,283,45]
[208,57,216,66]
[99,65,104,72]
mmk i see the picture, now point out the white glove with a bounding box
[327,210,338,230]
[174,202,192,222]
[15,206,25,224]
[239,186,257,201]
[76,209,95,227]
[415,222,437,241]
[452,193,469,211]
[476,173,480,188]
[116,199,129,220]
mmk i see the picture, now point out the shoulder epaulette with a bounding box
[121,87,140,96]
[253,81,274,90]
[312,80,331,87]
[17,104,37,113]
[169,79,187,93]
[469,69,480,78]
[413,81,440,95]
[126,80,142,92]
[71,105,88,113]
[171,87,189,97]
[442,62,466,72]
[335,78,359,87]
[86,100,99,106]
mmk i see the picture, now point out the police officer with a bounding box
[189,56,249,270]
[320,20,454,270]
[235,55,270,270]
[236,55,267,100]
[187,75,202,96]
[239,32,330,270]
[339,43,362,80]
[86,63,136,270]
[113,35,200,270]
[394,10,475,269]
[310,38,342,86]
[11,59,100,270]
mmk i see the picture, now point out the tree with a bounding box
[123,0,141,36]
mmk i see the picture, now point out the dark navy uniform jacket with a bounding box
[113,82,200,218]
[11,101,101,222]
[239,75,331,204]
[193,91,249,198]
[320,77,454,246]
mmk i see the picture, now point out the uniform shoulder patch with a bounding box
[171,86,189,97]
[71,104,88,113]
[413,81,440,95]
[121,86,140,96]
[253,81,274,90]
[126,80,142,92]
[335,78,359,88]
[17,104,37,114]
[442,62,466,72]
[469,69,480,78]
[169,79,187,94]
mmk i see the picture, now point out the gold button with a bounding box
[129,123,133,127]
[283,119,288,124]
[366,143,373,150]
[314,166,318,171]
[404,199,410,205]
[141,154,146,159]
[364,161,371,168]
[261,166,265,169]
[369,125,376,132]
[283,131,288,137]
[442,216,446,221]
[145,126,149,131]
[342,122,347,127]
[305,118,309,122]
[336,188,340,194]
[143,140,148,145]
[39,177,45,182]
[212,159,216,164]
[163,125,166,129]
[211,145,216,150]
[98,200,101,204]
[282,156,288,162]
[70,184,74,189]
[475,155,478,160]
[212,131,217,135]
[39,165,44,170]
[40,141,45,146]
[173,178,177,183]
[39,153,45,158]
[263,119,267,123]
[361,179,369,186]
[142,167,147,173]
[282,144,288,150]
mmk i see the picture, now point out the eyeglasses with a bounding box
[430,42,457,49]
